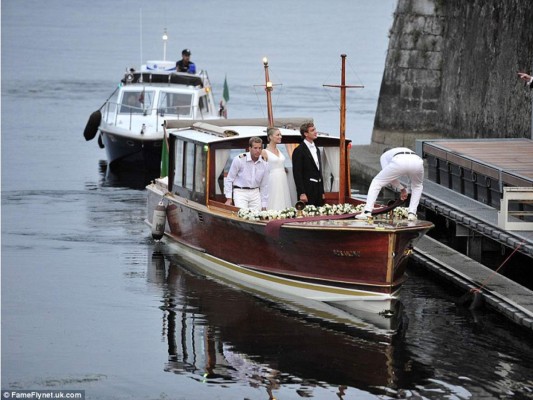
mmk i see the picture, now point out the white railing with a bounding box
[101,101,198,131]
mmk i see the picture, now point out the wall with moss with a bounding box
[372,0,533,148]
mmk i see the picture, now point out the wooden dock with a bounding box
[350,140,533,331]
[420,138,533,208]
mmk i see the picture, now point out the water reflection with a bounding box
[147,246,429,398]
[98,160,157,190]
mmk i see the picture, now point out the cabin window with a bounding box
[194,144,207,193]
[158,92,192,116]
[119,90,154,114]
[322,147,340,192]
[215,149,230,194]
[198,95,210,114]
[184,142,195,191]
[172,139,207,202]
[174,140,185,187]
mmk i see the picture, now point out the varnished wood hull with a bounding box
[146,181,433,315]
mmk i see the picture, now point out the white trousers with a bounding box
[233,188,261,210]
[364,154,424,215]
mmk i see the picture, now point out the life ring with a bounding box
[83,110,102,141]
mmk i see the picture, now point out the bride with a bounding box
[262,127,293,210]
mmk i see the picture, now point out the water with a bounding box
[2,1,533,399]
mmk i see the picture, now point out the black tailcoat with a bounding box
[292,141,324,207]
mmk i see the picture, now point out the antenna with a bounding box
[162,28,168,61]
[139,8,143,66]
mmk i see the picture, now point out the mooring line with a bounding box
[470,239,526,294]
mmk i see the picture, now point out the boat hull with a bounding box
[100,126,162,171]
[146,182,432,316]
[151,245,405,332]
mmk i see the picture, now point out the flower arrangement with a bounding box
[392,207,409,219]
[237,203,410,221]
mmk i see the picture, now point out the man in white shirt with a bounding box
[224,137,269,210]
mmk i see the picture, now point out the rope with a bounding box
[470,239,526,294]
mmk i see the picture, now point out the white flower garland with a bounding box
[237,203,410,221]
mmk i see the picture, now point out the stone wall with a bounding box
[372,0,533,149]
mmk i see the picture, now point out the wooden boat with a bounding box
[145,56,433,319]
[83,31,225,172]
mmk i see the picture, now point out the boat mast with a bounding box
[162,28,168,61]
[263,57,275,128]
[324,54,364,203]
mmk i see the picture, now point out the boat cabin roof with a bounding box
[123,72,204,87]
[164,118,350,147]
[122,61,205,87]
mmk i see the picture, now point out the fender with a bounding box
[83,110,102,141]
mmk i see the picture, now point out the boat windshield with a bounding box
[119,90,154,114]
[158,92,193,117]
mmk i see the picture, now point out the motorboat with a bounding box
[144,56,433,321]
[84,35,226,172]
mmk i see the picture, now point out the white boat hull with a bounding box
[100,123,163,170]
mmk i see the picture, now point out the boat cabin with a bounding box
[116,89,212,118]
[163,119,352,208]
[101,61,219,135]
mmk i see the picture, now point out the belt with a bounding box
[234,186,258,190]
[393,151,416,157]
[309,178,322,183]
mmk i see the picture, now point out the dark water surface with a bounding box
[2,1,533,399]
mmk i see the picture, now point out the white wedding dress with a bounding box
[265,149,293,210]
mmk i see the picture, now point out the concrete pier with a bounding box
[350,145,533,331]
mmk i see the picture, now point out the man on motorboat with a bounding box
[176,49,196,74]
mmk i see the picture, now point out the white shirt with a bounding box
[304,139,319,169]
[224,152,269,208]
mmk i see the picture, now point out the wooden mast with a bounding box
[263,57,275,128]
[324,54,364,204]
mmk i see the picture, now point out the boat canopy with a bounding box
[164,119,351,206]
[124,72,204,87]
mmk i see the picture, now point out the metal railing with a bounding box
[102,101,203,131]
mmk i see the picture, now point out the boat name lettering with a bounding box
[332,249,360,257]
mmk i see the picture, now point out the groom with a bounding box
[292,122,324,207]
